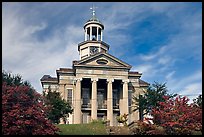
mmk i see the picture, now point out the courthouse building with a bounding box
[40,8,149,126]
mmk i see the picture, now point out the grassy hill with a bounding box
[56,121,108,135]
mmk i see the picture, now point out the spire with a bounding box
[88,4,99,22]
[90,4,98,17]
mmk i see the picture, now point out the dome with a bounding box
[88,15,100,22]
[84,7,104,29]
[84,15,104,29]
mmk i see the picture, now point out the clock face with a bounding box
[90,46,98,55]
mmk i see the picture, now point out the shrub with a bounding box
[130,121,166,135]
[150,95,202,135]
[116,113,128,126]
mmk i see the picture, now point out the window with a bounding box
[113,89,119,109]
[96,59,108,65]
[82,88,90,108]
[67,89,73,106]
[83,92,89,105]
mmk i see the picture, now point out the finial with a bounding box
[90,4,98,16]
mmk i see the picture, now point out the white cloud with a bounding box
[179,82,202,103]
[140,54,157,61]
[2,4,81,93]
[165,71,175,80]
[133,64,153,74]
[130,3,201,89]
[158,56,171,65]
[132,64,156,80]
[180,82,202,95]
[166,70,202,95]
[178,70,202,86]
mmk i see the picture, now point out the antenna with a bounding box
[90,4,98,16]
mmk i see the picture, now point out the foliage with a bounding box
[133,94,147,120]
[130,120,166,135]
[90,119,106,125]
[150,95,202,135]
[2,71,59,135]
[133,82,177,120]
[2,70,32,87]
[193,94,202,108]
[56,123,108,135]
[116,113,128,126]
[44,90,72,124]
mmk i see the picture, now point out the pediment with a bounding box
[74,52,132,69]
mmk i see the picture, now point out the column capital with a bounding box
[75,78,82,82]
[107,78,114,83]
[91,78,98,82]
[122,79,129,83]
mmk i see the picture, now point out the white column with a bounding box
[85,28,87,41]
[122,79,129,116]
[74,78,82,124]
[96,27,99,41]
[90,27,92,40]
[99,28,101,52]
[107,79,114,126]
[101,30,103,41]
[91,78,98,121]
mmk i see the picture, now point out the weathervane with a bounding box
[90,4,98,16]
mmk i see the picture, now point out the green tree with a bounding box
[45,89,72,124]
[193,94,202,108]
[133,82,177,120]
[2,70,32,87]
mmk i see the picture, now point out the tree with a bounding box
[133,94,147,121]
[133,82,177,120]
[193,94,202,108]
[44,89,72,124]
[2,70,32,87]
[2,70,59,135]
[150,95,202,135]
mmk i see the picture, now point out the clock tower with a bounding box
[78,6,110,60]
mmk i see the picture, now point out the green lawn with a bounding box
[56,121,108,135]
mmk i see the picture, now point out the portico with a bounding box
[73,77,129,126]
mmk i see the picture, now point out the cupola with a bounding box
[78,6,110,60]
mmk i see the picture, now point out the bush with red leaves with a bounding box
[130,120,166,135]
[150,95,202,135]
[2,72,59,135]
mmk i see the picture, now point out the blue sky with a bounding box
[2,2,202,102]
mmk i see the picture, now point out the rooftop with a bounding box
[139,79,150,87]
[40,75,57,82]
